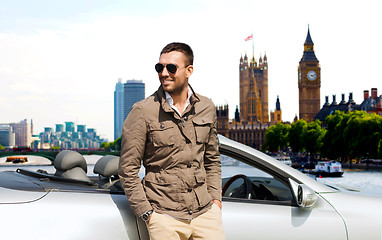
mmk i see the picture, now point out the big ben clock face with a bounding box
[307,70,317,81]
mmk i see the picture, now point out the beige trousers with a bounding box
[147,204,225,240]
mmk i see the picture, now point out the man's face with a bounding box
[157,51,193,96]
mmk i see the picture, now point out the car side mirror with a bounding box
[289,179,317,208]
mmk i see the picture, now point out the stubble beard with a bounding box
[161,77,188,96]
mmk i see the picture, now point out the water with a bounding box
[316,169,382,196]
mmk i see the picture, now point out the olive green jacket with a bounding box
[118,85,221,221]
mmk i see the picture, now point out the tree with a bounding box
[321,111,347,160]
[0,144,4,150]
[100,142,110,149]
[301,120,325,157]
[114,137,122,151]
[264,123,290,152]
[288,119,307,153]
[344,111,382,159]
[322,110,382,161]
[100,137,122,151]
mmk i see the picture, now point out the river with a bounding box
[316,169,382,196]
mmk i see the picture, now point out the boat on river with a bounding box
[273,156,292,166]
[314,161,344,177]
[301,160,344,177]
[6,156,28,164]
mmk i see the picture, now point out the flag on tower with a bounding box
[245,34,253,41]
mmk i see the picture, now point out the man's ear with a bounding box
[186,65,193,78]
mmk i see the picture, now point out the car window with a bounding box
[221,154,294,203]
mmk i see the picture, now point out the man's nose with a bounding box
[161,66,170,76]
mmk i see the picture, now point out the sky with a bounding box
[0,0,381,141]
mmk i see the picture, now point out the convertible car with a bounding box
[1,135,382,239]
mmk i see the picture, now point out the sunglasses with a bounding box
[155,63,189,74]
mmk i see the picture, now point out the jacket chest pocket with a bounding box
[149,122,175,147]
[192,118,212,144]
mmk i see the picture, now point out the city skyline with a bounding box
[0,1,381,141]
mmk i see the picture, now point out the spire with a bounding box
[251,55,257,66]
[235,105,240,122]
[304,25,314,46]
[276,96,281,111]
[300,26,318,62]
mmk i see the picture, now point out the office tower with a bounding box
[65,122,75,132]
[114,79,124,140]
[114,79,145,140]
[77,125,86,133]
[10,119,32,147]
[56,124,64,132]
[0,124,15,147]
[123,80,145,122]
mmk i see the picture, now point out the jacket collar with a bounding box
[157,84,200,115]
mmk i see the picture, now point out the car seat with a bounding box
[54,150,92,183]
[93,155,120,189]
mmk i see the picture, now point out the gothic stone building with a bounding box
[217,53,272,150]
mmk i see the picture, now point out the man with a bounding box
[118,42,225,240]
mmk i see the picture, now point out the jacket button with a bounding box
[184,116,188,121]
[160,123,165,129]
[187,163,192,168]
[188,187,192,192]
[188,210,193,215]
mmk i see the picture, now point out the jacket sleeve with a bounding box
[118,103,152,217]
[203,106,222,202]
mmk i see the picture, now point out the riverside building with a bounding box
[0,124,15,147]
[38,122,104,149]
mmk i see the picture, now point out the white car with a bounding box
[0,135,381,239]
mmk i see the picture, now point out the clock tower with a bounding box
[298,27,321,122]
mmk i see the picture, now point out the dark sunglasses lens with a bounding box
[166,64,177,74]
[155,63,164,73]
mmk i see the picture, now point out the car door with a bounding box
[220,153,347,240]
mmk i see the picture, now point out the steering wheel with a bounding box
[222,174,254,199]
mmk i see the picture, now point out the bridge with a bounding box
[0,150,120,163]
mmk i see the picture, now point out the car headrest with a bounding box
[54,150,87,172]
[93,155,119,177]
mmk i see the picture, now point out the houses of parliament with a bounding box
[217,27,321,149]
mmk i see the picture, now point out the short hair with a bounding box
[160,42,194,66]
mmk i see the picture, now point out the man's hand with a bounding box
[213,199,222,209]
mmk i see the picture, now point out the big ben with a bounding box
[298,27,321,122]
